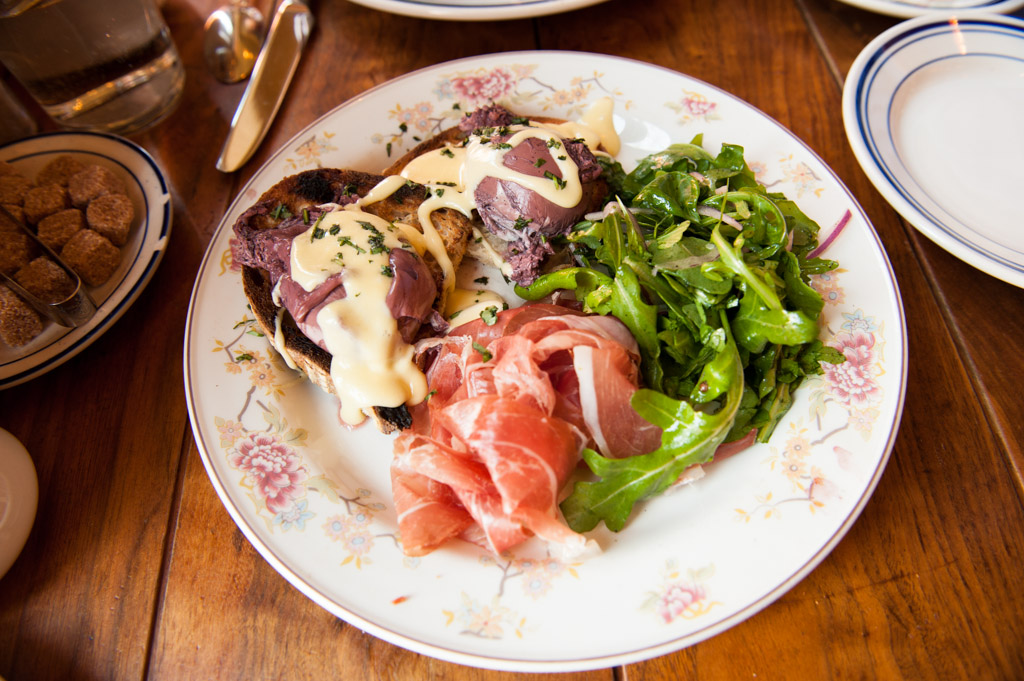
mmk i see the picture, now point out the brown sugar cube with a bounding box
[0,284,44,347]
[36,155,86,187]
[0,229,35,275]
[85,193,134,246]
[60,229,120,286]
[68,165,126,208]
[23,183,69,225]
[36,208,84,250]
[0,174,32,206]
[0,204,25,232]
[15,256,75,304]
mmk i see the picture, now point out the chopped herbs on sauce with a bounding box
[544,170,567,190]
[480,306,499,326]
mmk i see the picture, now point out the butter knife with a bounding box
[216,0,314,173]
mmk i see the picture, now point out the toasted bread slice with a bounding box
[236,168,473,433]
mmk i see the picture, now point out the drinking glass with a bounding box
[0,0,185,135]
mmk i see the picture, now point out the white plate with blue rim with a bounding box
[843,14,1024,288]
[185,51,907,671]
[0,132,172,388]
[837,0,1024,18]
[344,0,608,20]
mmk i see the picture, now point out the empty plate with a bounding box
[843,14,1024,287]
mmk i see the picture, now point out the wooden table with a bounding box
[2,0,1023,678]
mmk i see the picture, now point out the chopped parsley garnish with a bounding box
[546,138,562,149]
[368,233,389,254]
[534,158,547,167]
[270,203,292,220]
[473,341,492,362]
[480,306,499,326]
[544,170,567,190]
[341,184,357,196]
[338,236,366,254]
[381,265,394,277]
[386,142,392,157]
[513,216,532,231]
[435,188,445,197]
[329,225,340,236]
[492,142,513,150]
[558,155,567,161]
[441,148,455,158]
[399,122,408,132]
[309,213,327,241]
[510,116,530,125]
[473,276,489,285]
[302,208,310,224]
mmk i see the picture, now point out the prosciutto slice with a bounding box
[391,303,663,557]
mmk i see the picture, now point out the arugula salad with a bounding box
[516,136,845,534]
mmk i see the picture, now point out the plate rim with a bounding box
[836,0,1024,18]
[343,0,608,21]
[0,130,173,389]
[185,49,908,671]
[842,13,1024,288]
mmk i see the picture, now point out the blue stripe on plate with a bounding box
[853,18,1024,273]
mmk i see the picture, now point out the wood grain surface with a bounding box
[1,0,1023,679]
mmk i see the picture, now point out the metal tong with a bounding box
[0,204,96,328]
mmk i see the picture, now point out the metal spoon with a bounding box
[203,0,266,84]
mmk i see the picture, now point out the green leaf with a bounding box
[560,324,743,532]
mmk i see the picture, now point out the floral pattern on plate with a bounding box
[185,52,905,671]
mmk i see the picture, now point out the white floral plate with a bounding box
[345,0,608,21]
[184,51,907,671]
[843,14,1024,288]
[0,132,172,389]
[837,0,1024,18]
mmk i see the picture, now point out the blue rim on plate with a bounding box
[837,0,1024,19]
[0,131,172,388]
[843,14,1024,288]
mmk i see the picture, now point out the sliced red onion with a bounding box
[697,205,744,231]
[690,171,711,187]
[808,209,851,259]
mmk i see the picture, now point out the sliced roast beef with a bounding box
[463,106,606,286]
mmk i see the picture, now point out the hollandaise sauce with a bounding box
[290,209,428,426]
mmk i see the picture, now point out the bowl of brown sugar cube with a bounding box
[0,132,172,389]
